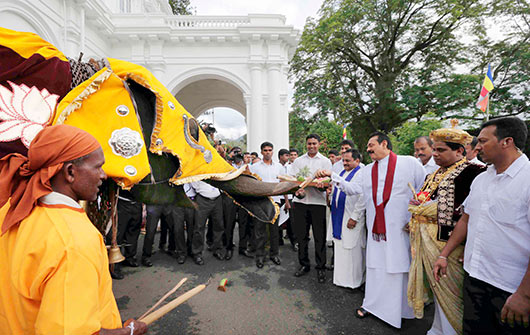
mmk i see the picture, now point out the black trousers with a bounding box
[238,207,254,251]
[222,193,237,250]
[293,203,327,269]
[252,202,280,258]
[116,199,143,261]
[280,198,296,245]
[463,272,528,335]
[159,215,175,251]
[172,206,195,256]
[192,195,224,256]
[142,204,173,258]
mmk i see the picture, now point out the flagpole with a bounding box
[486,95,490,121]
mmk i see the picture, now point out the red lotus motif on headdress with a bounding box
[0,81,58,148]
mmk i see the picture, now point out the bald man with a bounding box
[0,125,147,335]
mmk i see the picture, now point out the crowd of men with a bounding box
[107,116,530,334]
[1,117,528,335]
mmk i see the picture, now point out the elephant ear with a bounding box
[107,58,236,185]
[53,68,152,189]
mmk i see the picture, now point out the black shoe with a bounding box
[294,265,310,277]
[110,268,124,280]
[325,264,334,271]
[270,256,281,265]
[176,255,186,264]
[141,257,153,267]
[193,255,204,265]
[213,250,225,260]
[256,257,264,268]
[159,244,167,252]
[225,249,233,260]
[317,269,326,283]
[207,243,213,251]
[122,258,139,267]
[239,249,254,258]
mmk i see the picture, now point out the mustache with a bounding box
[367,150,375,154]
[417,154,426,157]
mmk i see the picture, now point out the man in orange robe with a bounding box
[0,124,147,335]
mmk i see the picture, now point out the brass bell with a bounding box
[108,246,125,264]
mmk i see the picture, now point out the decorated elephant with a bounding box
[0,27,298,227]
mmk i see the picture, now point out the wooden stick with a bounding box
[408,182,418,201]
[139,284,206,325]
[138,277,187,320]
[299,171,318,190]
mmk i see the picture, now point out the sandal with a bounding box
[355,307,370,319]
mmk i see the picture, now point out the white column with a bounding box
[248,64,263,153]
[267,63,283,149]
[79,6,85,52]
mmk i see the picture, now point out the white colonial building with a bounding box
[0,0,299,152]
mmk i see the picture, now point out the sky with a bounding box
[194,0,323,140]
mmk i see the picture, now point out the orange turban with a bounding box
[0,124,101,234]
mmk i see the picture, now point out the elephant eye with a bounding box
[188,117,200,142]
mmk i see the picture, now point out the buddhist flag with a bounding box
[476,64,494,112]
[342,125,347,139]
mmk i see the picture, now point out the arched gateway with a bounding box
[0,0,300,152]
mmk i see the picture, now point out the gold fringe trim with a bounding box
[123,73,163,154]
[169,171,236,185]
[55,68,113,124]
[222,191,280,224]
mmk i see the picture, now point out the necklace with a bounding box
[420,158,467,202]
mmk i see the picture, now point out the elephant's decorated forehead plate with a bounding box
[108,127,144,159]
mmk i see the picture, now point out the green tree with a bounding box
[289,108,312,153]
[290,0,529,148]
[289,108,352,155]
[389,117,443,156]
[168,0,194,15]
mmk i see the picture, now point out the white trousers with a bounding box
[333,239,365,289]
[427,296,457,335]
[362,268,414,328]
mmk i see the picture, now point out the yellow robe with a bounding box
[0,198,122,334]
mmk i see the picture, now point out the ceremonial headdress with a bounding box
[430,120,473,146]
[0,124,101,234]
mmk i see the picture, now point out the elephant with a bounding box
[0,27,299,226]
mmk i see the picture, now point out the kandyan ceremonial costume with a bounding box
[331,153,426,328]
[408,127,485,335]
[329,166,366,289]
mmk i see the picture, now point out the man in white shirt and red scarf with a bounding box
[316,131,426,328]
[434,117,530,334]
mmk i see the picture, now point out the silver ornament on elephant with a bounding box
[108,127,144,159]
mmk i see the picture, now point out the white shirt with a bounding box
[332,160,344,174]
[249,160,284,203]
[190,181,220,200]
[462,154,530,293]
[330,168,366,249]
[331,154,426,273]
[280,162,293,199]
[39,192,81,208]
[470,156,485,166]
[183,183,196,198]
[421,155,439,175]
[289,152,333,206]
